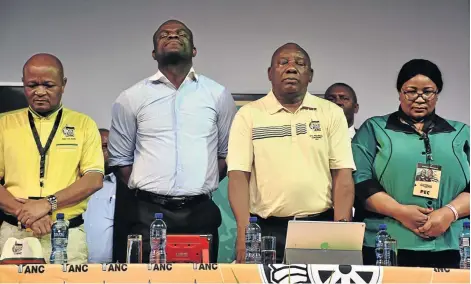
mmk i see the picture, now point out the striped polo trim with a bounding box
[295,123,307,135]
[252,125,292,140]
[252,123,308,140]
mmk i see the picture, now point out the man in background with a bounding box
[325,83,361,218]
[0,53,104,264]
[324,83,359,138]
[109,20,237,263]
[84,128,116,263]
[227,43,355,263]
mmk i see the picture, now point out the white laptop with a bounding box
[284,221,365,265]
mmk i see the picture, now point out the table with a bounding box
[0,263,469,283]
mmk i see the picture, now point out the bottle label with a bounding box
[52,229,67,239]
[462,237,470,247]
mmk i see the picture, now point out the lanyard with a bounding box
[422,133,433,163]
[399,118,434,163]
[28,109,63,187]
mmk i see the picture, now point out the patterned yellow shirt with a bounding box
[227,91,355,218]
[0,106,104,220]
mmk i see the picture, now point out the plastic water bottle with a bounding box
[459,221,470,269]
[149,213,167,264]
[375,224,390,266]
[245,217,262,264]
[50,213,68,264]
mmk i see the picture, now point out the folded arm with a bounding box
[448,191,470,219]
[0,184,24,216]
[17,118,105,227]
[108,92,137,185]
[418,191,470,238]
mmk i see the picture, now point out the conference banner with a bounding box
[0,263,468,283]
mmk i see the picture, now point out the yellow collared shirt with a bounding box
[227,91,356,218]
[0,106,104,220]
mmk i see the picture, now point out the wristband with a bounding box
[445,204,459,221]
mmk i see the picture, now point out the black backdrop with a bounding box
[0,85,28,114]
[0,85,26,188]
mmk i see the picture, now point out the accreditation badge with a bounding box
[413,163,441,199]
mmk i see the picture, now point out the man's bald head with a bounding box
[270,43,311,68]
[22,53,67,114]
[23,53,64,80]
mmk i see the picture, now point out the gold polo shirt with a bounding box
[227,91,355,218]
[0,106,104,220]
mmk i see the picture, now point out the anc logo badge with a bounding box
[259,264,382,284]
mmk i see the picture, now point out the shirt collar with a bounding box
[28,104,64,120]
[385,110,455,134]
[148,67,198,84]
[265,90,317,115]
[104,173,116,183]
[349,125,356,139]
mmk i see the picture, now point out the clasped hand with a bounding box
[15,198,53,237]
[396,205,454,239]
[417,207,455,238]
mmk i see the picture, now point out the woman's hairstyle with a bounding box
[396,59,443,93]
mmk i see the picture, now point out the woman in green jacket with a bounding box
[352,59,470,268]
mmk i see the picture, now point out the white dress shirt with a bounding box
[83,173,116,263]
[349,125,356,216]
[108,68,237,196]
[349,125,356,139]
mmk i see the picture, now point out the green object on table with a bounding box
[212,177,237,263]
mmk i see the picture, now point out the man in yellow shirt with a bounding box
[227,43,356,263]
[0,53,104,264]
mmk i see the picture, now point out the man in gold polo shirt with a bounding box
[227,43,356,263]
[0,53,104,264]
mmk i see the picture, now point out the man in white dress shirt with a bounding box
[325,83,359,139]
[108,19,237,263]
[83,128,116,263]
[325,83,360,218]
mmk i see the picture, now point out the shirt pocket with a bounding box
[55,143,79,151]
[52,143,81,167]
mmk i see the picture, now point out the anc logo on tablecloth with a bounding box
[259,264,382,284]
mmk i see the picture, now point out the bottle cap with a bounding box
[379,224,387,230]
[464,221,470,228]
[249,216,257,223]
[155,213,163,219]
[56,213,64,220]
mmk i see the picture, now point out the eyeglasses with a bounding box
[401,89,438,101]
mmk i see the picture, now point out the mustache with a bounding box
[165,39,183,46]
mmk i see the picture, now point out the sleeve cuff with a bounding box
[463,183,470,193]
[330,161,357,171]
[82,169,105,176]
[227,164,252,172]
[355,179,386,203]
[108,157,134,167]
[217,152,227,159]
